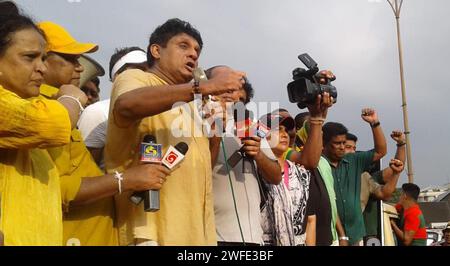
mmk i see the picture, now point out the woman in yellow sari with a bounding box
[0,2,74,245]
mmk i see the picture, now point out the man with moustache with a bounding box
[105,18,246,245]
[38,21,168,246]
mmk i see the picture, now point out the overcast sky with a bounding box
[14,0,450,189]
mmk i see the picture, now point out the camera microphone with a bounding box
[130,135,163,209]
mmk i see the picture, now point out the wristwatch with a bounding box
[370,121,380,128]
[339,236,349,241]
[396,142,406,147]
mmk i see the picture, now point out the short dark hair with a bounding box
[109,46,145,80]
[294,112,310,129]
[0,1,19,15]
[402,183,420,201]
[205,65,254,104]
[147,18,203,67]
[242,77,254,104]
[91,76,100,88]
[0,1,45,56]
[322,122,348,145]
[346,133,358,142]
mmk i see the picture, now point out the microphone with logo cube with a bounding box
[130,135,189,212]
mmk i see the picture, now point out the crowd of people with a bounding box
[0,1,434,246]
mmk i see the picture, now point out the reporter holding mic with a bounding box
[206,66,282,246]
[74,164,169,206]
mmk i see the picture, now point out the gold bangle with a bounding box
[309,117,325,124]
[309,121,324,126]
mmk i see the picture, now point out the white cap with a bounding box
[110,50,147,80]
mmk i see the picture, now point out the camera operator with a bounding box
[285,70,348,246]
[260,87,333,246]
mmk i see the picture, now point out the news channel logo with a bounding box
[141,143,162,163]
[164,150,179,165]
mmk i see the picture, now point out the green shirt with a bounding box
[326,150,375,245]
[317,157,339,242]
[363,171,383,237]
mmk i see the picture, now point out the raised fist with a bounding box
[388,158,404,174]
[390,130,405,144]
[361,108,379,124]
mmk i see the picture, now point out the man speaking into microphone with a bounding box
[105,19,246,246]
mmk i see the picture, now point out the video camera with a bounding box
[287,53,337,109]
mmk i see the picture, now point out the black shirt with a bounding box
[307,169,333,246]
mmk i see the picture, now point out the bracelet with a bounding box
[396,142,406,147]
[113,171,124,194]
[309,121,324,126]
[57,95,85,114]
[309,117,326,123]
[370,121,380,128]
[309,117,325,126]
[339,236,349,241]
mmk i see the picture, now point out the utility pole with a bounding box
[387,0,414,183]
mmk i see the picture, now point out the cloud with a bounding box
[15,0,450,188]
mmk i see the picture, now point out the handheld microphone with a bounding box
[193,67,208,82]
[227,109,255,168]
[194,67,228,134]
[137,141,189,212]
[234,108,255,140]
[161,142,189,170]
[143,142,188,212]
[256,120,270,139]
[193,67,215,119]
[227,108,272,168]
[129,135,162,207]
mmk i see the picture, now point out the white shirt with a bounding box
[77,99,110,148]
[212,133,276,244]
